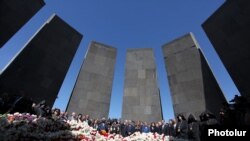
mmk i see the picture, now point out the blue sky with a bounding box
[0,0,239,120]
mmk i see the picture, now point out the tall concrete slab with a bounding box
[122,48,162,122]
[162,33,226,118]
[0,15,83,107]
[66,41,117,119]
[202,0,250,99]
[0,0,45,48]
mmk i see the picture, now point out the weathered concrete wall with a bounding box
[0,0,45,48]
[0,15,83,107]
[122,48,163,122]
[67,41,117,119]
[202,0,250,99]
[162,33,226,118]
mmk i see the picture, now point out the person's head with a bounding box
[86,115,89,119]
[40,103,45,108]
[169,119,174,125]
[77,114,82,119]
[54,109,60,116]
[151,122,155,126]
[39,100,46,105]
[188,114,197,124]
[124,120,128,124]
[94,119,98,124]
[161,120,165,124]
[177,115,182,121]
[72,112,76,117]
[158,121,162,125]
[32,102,36,107]
[177,114,186,122]
[117,120,120,124]
[82,115,86,120]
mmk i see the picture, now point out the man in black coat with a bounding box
[163,119,176,137]
[188,114,200,141]
[175,114,188,140]
[199,111,219,141]
[125,121,135,136]
[121,120,128,137]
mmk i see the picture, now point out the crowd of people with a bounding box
[219,95,249,126]
[0,93,249,141]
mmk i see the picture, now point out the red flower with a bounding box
[78,135,89,140]
[99,130,109,137]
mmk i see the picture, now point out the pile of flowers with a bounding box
[0,113,72,141]
[0,113,170,141]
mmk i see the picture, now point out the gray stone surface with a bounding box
[202,0,250,99]
[0,0,45,48]
[122,48,163,122]
[0,15,83,107]
[162,33,226,118]
[66,41,117,119]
